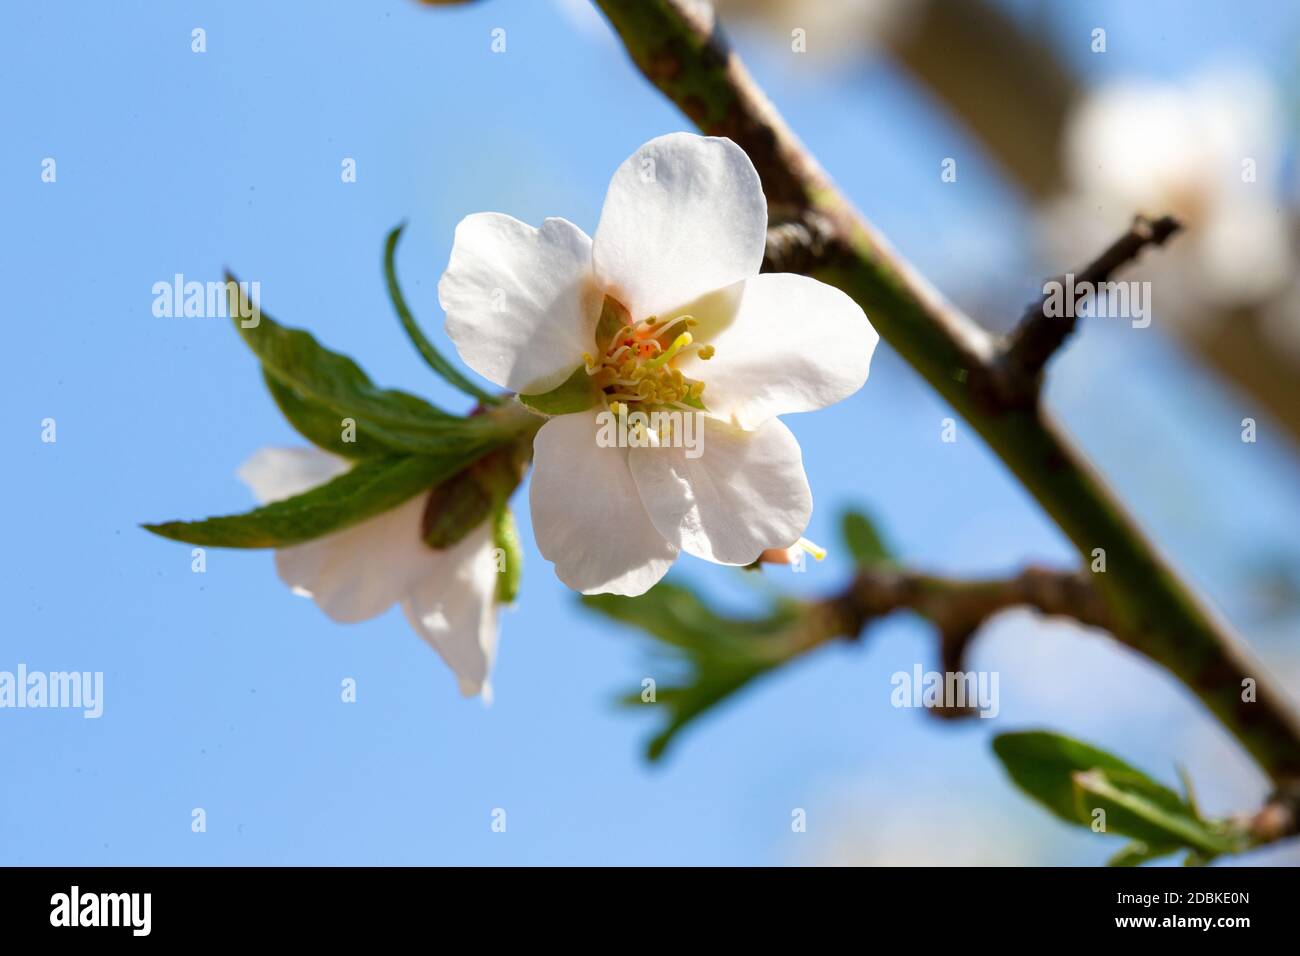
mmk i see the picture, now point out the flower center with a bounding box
[582,307,715,416]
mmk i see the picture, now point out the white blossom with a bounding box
[1047,69,1291,319]
[440,133,877,596]
[239,447,501,699]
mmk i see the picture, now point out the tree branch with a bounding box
[830,563,1109,718]
[835,564,1110,638]
[592,0,1300,786]
[995,214,1183,405]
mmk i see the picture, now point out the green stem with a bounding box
[384,223,500,406]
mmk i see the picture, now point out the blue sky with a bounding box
[3,0,1299,865]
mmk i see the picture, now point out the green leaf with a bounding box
[586,582,797,651]
[992,731,1176,825]
[992,731,1247,862]
[143,454,463,548]
[1071,769,1241,857]
[263,369,389,459]
[841,509,894,567]
[1177,763,1201,818]
[518,365,601,416]
[583,583,805,760]
[492,506,522,604]
[384,223,498,406]
[226,275,503,457]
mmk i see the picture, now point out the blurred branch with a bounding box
[995,214,1183,405]
[595,553,1300,856]
[588,560,1108,759]
[883,0,1300,447]
[833,563,1109,718]
[834,563,1109,640]
[887,0,1078,197]
[591,0,1300,786]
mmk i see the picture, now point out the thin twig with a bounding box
[996,214,1183,405]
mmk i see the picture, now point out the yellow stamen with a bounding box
[584,306,713,415]
[796,537,827,561]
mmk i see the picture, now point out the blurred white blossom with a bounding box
[712,0,917,63]
[1044,69,1293,325]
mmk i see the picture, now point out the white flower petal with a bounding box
[678,273,877,429]
[530,408,678,595]
[402,522,500,698]
[239,447,503,697]
[274,494,434,623]
[238,446,349,504]
[439,213,600,394]
[629,416,811,566]
[592,133,767,321]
